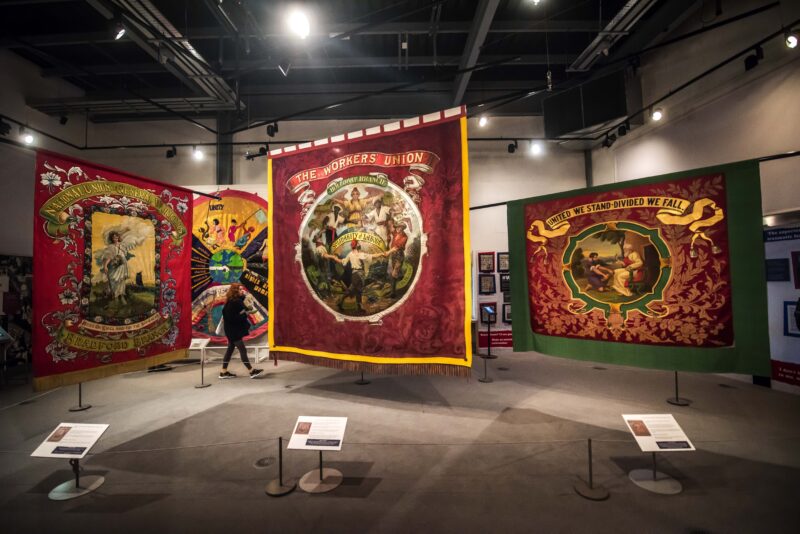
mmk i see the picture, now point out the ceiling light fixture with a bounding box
[530,141,543,156]
[785,29,798,49]
[192,146,204,161]
[113,21,126,41]
[19,126,34,145]
[507,140,518,154]
[166,146,177,159]
[287,10,310,39]
[0,119,11,136]
[617,121,629,137]
[266,122,279,137]
[744,45,764,71]
[59,115,68,125]
[278,59,292,77]
[651,107,664,121]
[478,116,488,127]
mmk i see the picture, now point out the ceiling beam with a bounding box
[451,0,500,106]
[0,20,608,49]
[41,54,573,77]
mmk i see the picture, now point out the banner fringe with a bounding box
[273,351,472,378]
[32,349,188,392]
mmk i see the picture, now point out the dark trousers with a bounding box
[222,339,251,369]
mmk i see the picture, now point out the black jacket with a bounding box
[222,297,250,342]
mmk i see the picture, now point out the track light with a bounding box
[744,46,763,71]
[478,116,488,127]
[278,59,292,77]
[786,29,798,49]
[259,145,268,156]
[166,146,177,159]
[113,21,126,41]
[617,121,629,137]
[266,122,279,137]
[529,142,543,156]
[507,140,518,154]
[59,115,68,125]
[602,133,617,148]
[650,107,663,121]
[0,119,10,136]
[192,146,204,161]
[19,126,34,145]
[287,10,310,39]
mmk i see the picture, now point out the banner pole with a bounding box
[68,383,91,412]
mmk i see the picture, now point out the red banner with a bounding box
[268,108,471,375]
[32,152,192,390]
[524,173,732,347]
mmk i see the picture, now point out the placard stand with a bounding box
[354,371,370,385]
[628,452,682,495]
[573,438,609,501]
[481,319,497,359]
[68,383,91,412]
[48,458,105,501]
[478,352,492,383]
[195,348,211,389]
[298,450,343,493]
[265,437,296,497]
[666,371,691,406]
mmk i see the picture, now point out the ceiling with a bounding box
[1,0,698,131]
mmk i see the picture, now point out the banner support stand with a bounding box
[666,371,691,406]
[628,452,682,494]
[265,436,296,497]
[354,371,370,385]
[68,383,91,412]
[574,438,609,501]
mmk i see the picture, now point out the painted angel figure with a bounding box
[93,223,149,304]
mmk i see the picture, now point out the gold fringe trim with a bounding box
[32,349,188,392]
[273,351,472,378]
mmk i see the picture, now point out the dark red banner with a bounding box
[32,152,192,390]
[269,109,471,375]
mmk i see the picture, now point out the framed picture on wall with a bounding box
[479,274,496,295]
[478,252,495,273]
[499,273,511,292]
[480,302,497,324]
[785,301,800,337]
[792,251,800,289]
[497,252,510,272]
[502,303,512,323]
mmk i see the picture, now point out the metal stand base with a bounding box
[354,372,370,385]
[194,383,211,389]
[478,376,493,383]
[48,475,104,501]
[298,468,343,493]
[68,404,91,412]
[628,469,682,494]
[666,397,691,406]
[265,478,297,497]
[479,353,498,360]
[573,480,609,501]
[147,364,173,372]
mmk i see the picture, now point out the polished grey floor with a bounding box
[1,352,798,533]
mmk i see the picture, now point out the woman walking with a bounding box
[219,284,264,379]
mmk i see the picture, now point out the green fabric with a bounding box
[507,160,770,375]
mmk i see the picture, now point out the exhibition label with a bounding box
[622,414,695,452]
[31,423,109,459]
[288,416,348,451]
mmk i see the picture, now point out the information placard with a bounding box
[288,416,347,451]
[31,423,109,459]
[622,414,694,452]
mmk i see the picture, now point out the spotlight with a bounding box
[19,126,34,145]
[530,0,541,5]
[266,122,279,137]
[529,142,543,156]
[744,46,763,71]
[278,59,292,77]
[287,10,310,39]
[602,133,617,148]
[507,140,518,154]
[651,107,663,121]
[478,116,488,127]
[0,119,10,136]
[113,21,126,41]
[258,145,268,156]
[617,122,629,137]
[165,146,177,159]
[59,115,68,125]
[785,29,798,49]
[192,146,204,161]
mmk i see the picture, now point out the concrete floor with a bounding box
[1,352,799,533]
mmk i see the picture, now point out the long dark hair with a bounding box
[226,283,243,302]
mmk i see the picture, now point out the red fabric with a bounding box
[270,117,469,364]
[524,173,733,347]
[32,152,192,383]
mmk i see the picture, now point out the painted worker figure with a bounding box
[333,239,382,313]
[385,222,409,297]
